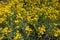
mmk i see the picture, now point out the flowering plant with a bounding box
[0,0,60,40]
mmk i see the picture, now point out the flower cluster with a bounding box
[0,0,60,40]
[38,25,46,35]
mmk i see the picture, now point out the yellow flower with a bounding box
[25,26,33,34]
[2,27,12,34]
[53,29,60,37]
[16,13,23,20]
[27,16,32,22]
[48,14,57,20]
[54,33,59,37]
[35,7,41,11]
[56,29,60,33]
[38,25,46,35]
[4,6,11,13]
[32,17,38,21]
[14,0,19,3]
[0,11,4,16]
[16,3,23,8]
[15,26,20,29]
[15,20,19,23]
[13,31,22,40]
[0,27,2,30]
[0,18,6,23]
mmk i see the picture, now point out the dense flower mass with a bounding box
[0,0,60,40]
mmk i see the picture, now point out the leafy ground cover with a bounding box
[0,0,60,40]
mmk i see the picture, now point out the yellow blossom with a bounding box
[53,29,60,37]
[0,18,6,23]
[15,26,20,29]
[25,26,33,34]
[16,13,23,20]
[27,16,32,22]
[48,14,57,20]
[38,25,46,35]
[56,29,60,33]
[0,28,2,30]
[54,33,59,37]
[4,6,11,13]
[35,7,41,11]
[15,20,19,23]
[13,31,22,40]
[2,27,12,34]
